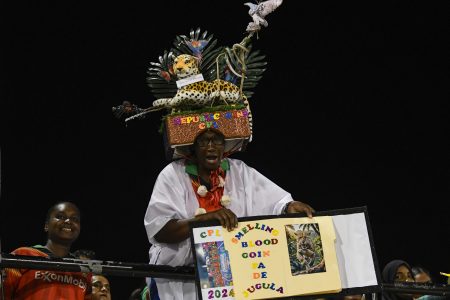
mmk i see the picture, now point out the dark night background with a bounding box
[1,1,448,299]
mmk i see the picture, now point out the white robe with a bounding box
[144,158,293,300]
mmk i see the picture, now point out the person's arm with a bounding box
[284,201,315,217]
[2,248,28,298]
[154,208,238,243]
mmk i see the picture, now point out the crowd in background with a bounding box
[0,201,448,299]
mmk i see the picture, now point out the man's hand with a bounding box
[196,208,238,231]
[154,207,238,243]
[285,201,315,218]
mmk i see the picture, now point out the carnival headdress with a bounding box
[112,0,283,160]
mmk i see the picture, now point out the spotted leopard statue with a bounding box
[152,54,246,108]
[152,54,253,135]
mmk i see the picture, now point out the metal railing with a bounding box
[0,253,195,280]
[1,254,449,299]
[382,282,450,297]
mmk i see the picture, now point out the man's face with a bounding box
[194,130,225,172]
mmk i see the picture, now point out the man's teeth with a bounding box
[62,228,72,232]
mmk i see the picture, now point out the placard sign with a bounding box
[190,206,381,300]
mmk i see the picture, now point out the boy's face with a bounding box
[91,275,111,300]
[45,202,80,243]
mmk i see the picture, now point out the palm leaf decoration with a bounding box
[146,50,178,99]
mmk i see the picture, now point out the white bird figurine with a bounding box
[244,0,283,33]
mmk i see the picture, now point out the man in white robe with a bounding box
[144,129,314,299]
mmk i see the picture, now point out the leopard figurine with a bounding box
[152,54,253,135]
[152,54,245,108]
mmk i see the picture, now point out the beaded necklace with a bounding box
[186,160,232,215]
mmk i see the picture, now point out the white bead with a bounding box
[197,185,208,197]
[220,195,232,207]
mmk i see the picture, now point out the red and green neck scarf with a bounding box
[185,159,229,212]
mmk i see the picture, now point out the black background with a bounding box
[1,1,448,298]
